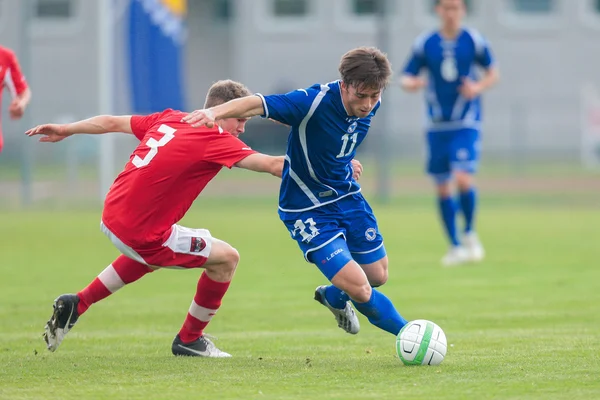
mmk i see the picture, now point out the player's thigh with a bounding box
[449,128,480,174]
[426,131,453,183]
[139,224,215,269]
[308,236,372,301]
[101,221,153,265]
[340,194,387,267]
[280,209,347,280]
[202,237,239,268]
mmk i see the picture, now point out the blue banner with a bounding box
[127,0,187,113]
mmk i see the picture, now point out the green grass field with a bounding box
[1,196,599,400]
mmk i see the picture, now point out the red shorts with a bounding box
[101,221,212,269]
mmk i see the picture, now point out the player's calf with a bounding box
[43,294,80,352]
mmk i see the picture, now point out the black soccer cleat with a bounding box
[43,294,80,352]
[172,334,231,358]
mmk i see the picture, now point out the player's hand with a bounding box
[25,124,70,143]
[458,78,482,100]
[181,108,216,128]
[351,159,363,181]
[8,99,25,120]
[400,76,427,92]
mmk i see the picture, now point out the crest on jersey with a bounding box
[347,121,358,134]
[365,228,377,241]
[190,237,206,253]
[441,57,458,82]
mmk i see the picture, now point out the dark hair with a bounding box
[338,47,392,91]
[436,0,465,6]
[204,79,252,108]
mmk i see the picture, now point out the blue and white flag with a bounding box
[127,0,187,113]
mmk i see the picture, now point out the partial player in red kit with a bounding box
[0,45,31,153]
[26,80,285,358]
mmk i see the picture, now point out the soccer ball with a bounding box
[396,319,447,366]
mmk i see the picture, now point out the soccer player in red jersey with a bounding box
[26,80,285,357]
[0,45,31,153]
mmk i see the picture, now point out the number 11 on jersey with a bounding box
[337,133,358,158]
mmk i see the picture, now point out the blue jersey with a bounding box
[258,81,380,212]
[403,28,495,132]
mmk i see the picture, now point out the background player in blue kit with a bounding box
[400,0,499,267]
[183,47,409,337]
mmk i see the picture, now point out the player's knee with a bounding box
[455,172,473,191]
[346,283,372,303]
[436,182,452,198]
[205,242,240,280]
[221,245,240,273]
[229,246,240,267]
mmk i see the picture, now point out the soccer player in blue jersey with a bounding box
[183,47,408,337]
[400,0,499,267]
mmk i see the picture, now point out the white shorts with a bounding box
[100,221,213,268]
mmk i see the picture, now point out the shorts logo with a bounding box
[190,237,206,253]
[365,228,377,241]
[322,248,344,264]
[457,148,469,160]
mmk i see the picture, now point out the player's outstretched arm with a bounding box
[183,95,265,128]
[26,115,134,143]
[235,154,284,178]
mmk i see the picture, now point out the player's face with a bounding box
[436,0,465,28]
[219,117,249,138]
[341,82,381,119]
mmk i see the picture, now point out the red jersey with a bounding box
[0,46,28,135]
[102,109,257,248]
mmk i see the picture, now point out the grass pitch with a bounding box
[1,196,599,399]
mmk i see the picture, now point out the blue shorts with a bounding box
[279,193,386,280]
[427,128,480,183]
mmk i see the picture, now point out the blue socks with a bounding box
[438,197,459,246]
[459,188,477,233]
[352,289,408,335]
[324,285,350,309]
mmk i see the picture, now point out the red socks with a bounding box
[77,255,153,315]
[178,272,231,343]
[76,256,230,345]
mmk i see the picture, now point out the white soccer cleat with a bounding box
[172,334,232,358]
[314,286,360,334]
[441,246,470,267]
[463,231,485,262]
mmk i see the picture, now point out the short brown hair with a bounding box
[204,79,252,108]
[338,47,392,91]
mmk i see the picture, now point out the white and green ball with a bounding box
[396,320,447,366]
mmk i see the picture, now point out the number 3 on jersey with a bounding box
[132,124,176,168]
